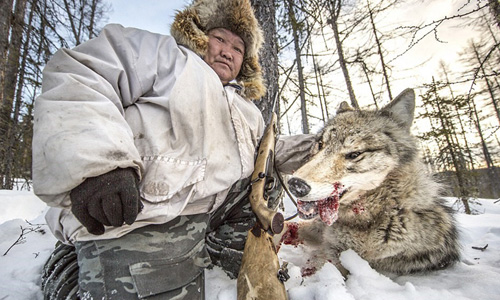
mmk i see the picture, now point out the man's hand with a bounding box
[70,168,141,235]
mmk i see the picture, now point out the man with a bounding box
[34,0,315,299]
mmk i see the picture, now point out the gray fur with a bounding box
[287,89,460,275]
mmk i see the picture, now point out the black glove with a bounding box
[70,168,141,235]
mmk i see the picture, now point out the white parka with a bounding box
[33,24,267,243]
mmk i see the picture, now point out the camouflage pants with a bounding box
[206,177,255,279]
[41,178,264,300]
[75,214,211,299]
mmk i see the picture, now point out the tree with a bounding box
[0,0,14,107]
[326,0,359,109]
[439,62,476,172]
[0,0,28,189]
[275,0,316,134]
[286,0,309,133]
[0,0,109,189]
[489,0,500,29]
[418,79,473,213]
[251,0,280,124]
[364,0,399,102]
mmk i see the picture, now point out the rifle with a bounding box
[237,97,288,300]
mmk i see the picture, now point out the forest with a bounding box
[0,0,499,212]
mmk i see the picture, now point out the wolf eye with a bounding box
[310,140,323,156]
[318,140,324,150]
[346,151,362,160]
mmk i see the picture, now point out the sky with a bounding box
[378,0,480,92]
[106,0,189,35]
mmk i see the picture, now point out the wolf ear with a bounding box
[382,89,415,129]
[337,101,353,114]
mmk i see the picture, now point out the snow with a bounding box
[1,190,500,300]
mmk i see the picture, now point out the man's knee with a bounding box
[42,215,211,300]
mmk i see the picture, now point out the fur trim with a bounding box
[171,0,266,100]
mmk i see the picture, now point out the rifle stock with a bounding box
[248,112,284,234]
[237,112,288,300]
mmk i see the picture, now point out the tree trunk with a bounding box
[429,78,471,214]
[287,0,309,133]
[470,97,498,197]
[306,17,330,122]
[311,51,327,123]
[63,0,81,45]
[359,58,379,109]
[473,42,500,125]
[468,43,499,196]
[0,0,14,106]
[250,0,279,124]
[1,0,27,189]
[471,43,497,169]
[450,97,475,171]
[367,0,392,100]
[1,0,26,110]
[3,0,34,189]
[327,0,358,109]
[88,0,98,39]
[489,0,500,29]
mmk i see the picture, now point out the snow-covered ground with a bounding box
[1,190,499,300]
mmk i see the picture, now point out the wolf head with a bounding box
[288,89,417,225]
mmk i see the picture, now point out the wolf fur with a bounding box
[285,89,460,275]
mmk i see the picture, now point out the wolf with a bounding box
[284,89,460,276]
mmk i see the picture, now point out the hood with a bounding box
[170,0,266,100]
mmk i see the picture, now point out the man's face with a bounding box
[204,28,245,85]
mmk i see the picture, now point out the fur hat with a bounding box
[171,0,266,100]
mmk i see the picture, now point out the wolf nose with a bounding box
[288,177,311,197]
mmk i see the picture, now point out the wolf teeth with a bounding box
[297,200,318,219]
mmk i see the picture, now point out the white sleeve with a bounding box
[32,24,177,207]
[275,134,317,174]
